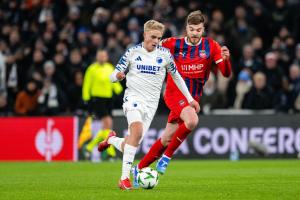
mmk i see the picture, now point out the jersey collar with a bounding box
[184,37,202,46]
[142,42,157,53]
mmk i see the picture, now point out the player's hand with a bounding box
[221,46,230,60]
[116,72,126,81]
[190,100,200,113]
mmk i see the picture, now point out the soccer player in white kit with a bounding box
[98,20,200,190]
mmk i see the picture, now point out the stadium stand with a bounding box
[0,0,299,116]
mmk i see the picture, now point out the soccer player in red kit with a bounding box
[132,10,232,187]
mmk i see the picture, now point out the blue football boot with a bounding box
[156,155,171,175]
[131,165,140,188]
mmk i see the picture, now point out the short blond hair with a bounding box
[144,20,165,33]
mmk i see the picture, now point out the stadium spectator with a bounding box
[69,48,85,73]
[234,70,252,109]
[288,64,300,111]
[105,37,124,66]
[201,73,227,113]
[37,61,66,115]
[0,52,6,96]
[27,50,45,79]
[67,70,84,115]
[237,44,263,75]
[90,7,110,34]
[0,52,7,115]
[14,79,39,115]
[90,33,104,56]
[251,36,264,60]
[225,5,257,58]
[242,72,274,109]
[263,52,287,91]
[293,44,300,65]
[5,52,19,112]
[263,52,289,111]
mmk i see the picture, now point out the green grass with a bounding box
[0,160,300,200]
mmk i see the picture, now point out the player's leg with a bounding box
[86,115,112,152]
[91,99,113,152]
[137,122,178,170]
[97,107,124,152]
[98,115,117,158]
[157,106,198,174]
[132,109,156,188]
[165,106,198,156]
[98,100,118,158]
[118,108,145,190]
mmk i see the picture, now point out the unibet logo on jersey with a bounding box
[137,65,161,74]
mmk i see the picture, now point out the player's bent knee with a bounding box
[130,122,143,135]
[185,115,199,130]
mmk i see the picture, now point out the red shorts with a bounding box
[164,92,189,124]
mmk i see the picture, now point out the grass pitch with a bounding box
[0,160,299,200]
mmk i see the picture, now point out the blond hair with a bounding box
[186,10,205,25]
[144,20,165,33]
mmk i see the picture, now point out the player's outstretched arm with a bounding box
[216,46,232,77]
[110,71,125,82]
[110,48,131,82]
[166,54,200,112]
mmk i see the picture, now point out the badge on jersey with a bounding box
[156,57,163,64]
[178,99,186,107]
[199,50,207,59]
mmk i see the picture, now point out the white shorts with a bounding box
[123,96,156,143]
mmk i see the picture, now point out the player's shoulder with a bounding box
[126,43,143,53]
[162,37,184,44]
[156,45,171,54]
[203,37,219,45]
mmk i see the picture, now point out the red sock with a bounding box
[164,123,191,158]
[138,138,166,169]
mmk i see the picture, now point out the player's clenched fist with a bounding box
[116,72,126,81]
[190,100,200,113]
[221,46,230,60]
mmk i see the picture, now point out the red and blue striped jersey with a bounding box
[162,37,223,100]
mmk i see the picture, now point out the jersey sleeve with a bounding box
[164,50,194,103]
[212,40,223,64]
[211,40,232,77]
[164,50,177,75]
[110,48,132,82]
[161,37,175,50]
[115,48,132,72]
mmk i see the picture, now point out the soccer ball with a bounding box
[137,167,159,189]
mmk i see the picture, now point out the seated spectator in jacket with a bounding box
[67,70,84,114]
[234,70,252,109]
[14,80,39,115]
[201,73,226,113]
[242,72,274,109]
[37,61,66,115]
[237,44,263,75]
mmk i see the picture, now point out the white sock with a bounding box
[121,144,137,180]
[108,136,124,152]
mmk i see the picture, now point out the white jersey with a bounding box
[111,43,193,109]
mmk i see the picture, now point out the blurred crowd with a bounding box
[0,0,300,116]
